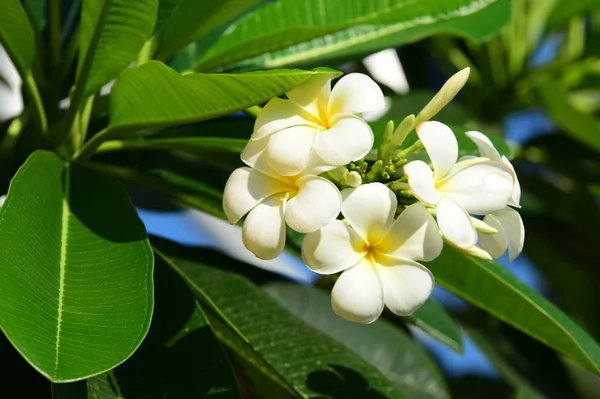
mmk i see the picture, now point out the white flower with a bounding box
[465,131,524,260]
[302,183,442,324]
[403,122,515,249]
[223,164,341,260]
[244,73,385,176]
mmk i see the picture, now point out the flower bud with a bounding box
[346,171,362,187]
[416,67,470,124]
[470,217,499,235]
[456,245,493,261]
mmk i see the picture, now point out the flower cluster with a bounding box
[223,68,525,323]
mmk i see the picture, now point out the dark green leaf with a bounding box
[0,151,153,382]
[547,0,599,28]
[181,0,509,72]
[88,255,240,398]
[97,137,248,155]
[109,61,340,131]
[0,0,35,73]
[155,0,261,60]
[405,299,463,354]
[160,251,406,399]
[465,328,546,398]
[79,0,158,95]
[264,282,450,399]
[535,80,600,153]
[427,247,600,375]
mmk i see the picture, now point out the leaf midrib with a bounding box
[54,163,71,377]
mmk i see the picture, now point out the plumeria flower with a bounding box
[223,160,341,260]
[244,73,385,176]
[465,131,524,260]
[404,122,515,249]
[302,183,442,323]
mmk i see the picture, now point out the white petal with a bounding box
[378,203,443,261]
[417,121,458,180]
[439,160,515,214]
[240,135,273,175]
[223,167,290,224]
[502,156,521,207]
[242,194,287,260]
[253,97,315,140]
[267,125,316,176]
[302,220,366,275]
[341,183,396,244]
[436,198,477,248]
[480,208,524,261]
[287,74,332,119]
[327,73,385,116]
[314,116,373,166]
[375,256,434,316]
[331,258,384,324]
[285,176,341,233]
[465,131,501,162]
[404,160,441,205]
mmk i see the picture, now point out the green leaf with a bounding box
[547,0,599,28]
[160,251,406,399]
[371,121,513,159]
[428,247,600,375]
[97,137,248,155]
[264,282,450,399]
[155,0,261,60]
[79,0,158,96]
[0,0,35,73]
[405,299,463,354]
[180,0,509,72]
[0,150,154,382]
[464,328,547,398]
[535,80,600,153]
[108,61,340,131]
[88,254,240,398]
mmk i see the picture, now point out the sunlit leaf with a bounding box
[0,151,153,382]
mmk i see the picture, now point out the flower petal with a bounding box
[327,73,385,116]
[502,156,521,207]
[331,258,384,324]
[375,256,434,316]
[404,160,441,205]
[242,193,287,260]
[286,74,332,118]
[378,203,442,261]
[286,175,341,233]
[267,125,316,176]
[465,130,501,161]
[341,183,396,244]
[253,97,315,140]
[302,220,366,275]
[240,135,273,175]
[439,159,515,214]
[417,121,458,180]
[480,208,524,261]
[314,116,373,166]
[436,198,477,248]
[223,167,290,224]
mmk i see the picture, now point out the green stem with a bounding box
[1,114,25,152]
[23,72,48,136]
[244,105,262,118]
[388,181,409,191]
[73,126,114,161]
[55,0,112,148]
[395,140,423,161]
[136,36,158,66]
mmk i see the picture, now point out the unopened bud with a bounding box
[346,171,362,187]
[456,245,493,261]
[470,217,499,235]
[380,115,415,163]
[416,67,470,124]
